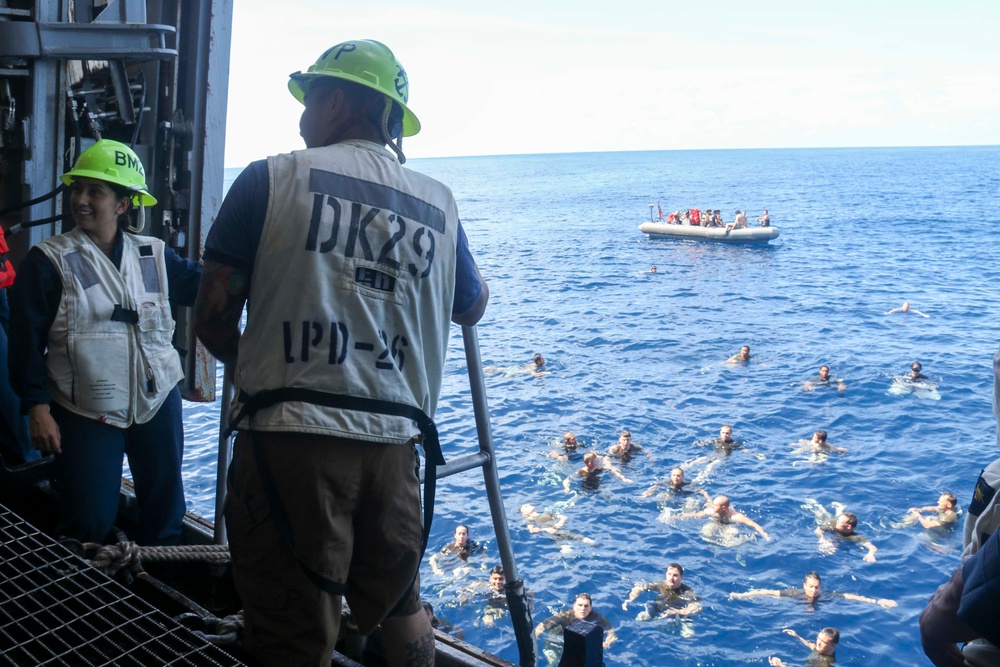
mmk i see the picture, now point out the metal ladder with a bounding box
[211,325,536,667]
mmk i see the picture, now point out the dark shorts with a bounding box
[226,430,423,665]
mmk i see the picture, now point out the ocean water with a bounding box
[180,146,1000,666]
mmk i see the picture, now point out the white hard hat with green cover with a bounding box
[60,139,157,206]
[288,39,421,138]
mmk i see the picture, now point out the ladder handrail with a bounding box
[459,325,536,667]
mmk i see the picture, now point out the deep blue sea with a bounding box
[179,146,1000,666]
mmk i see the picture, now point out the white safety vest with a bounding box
[232,140,459,443]
[38,227,183,427]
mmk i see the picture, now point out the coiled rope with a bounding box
[84,541,232,576]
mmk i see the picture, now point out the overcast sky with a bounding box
[223,0,1000,166]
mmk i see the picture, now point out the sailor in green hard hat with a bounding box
[194,39,489,666]
[8,139,202,547]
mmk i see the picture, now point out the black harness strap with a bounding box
[228,387,445,603]
[110,304,139,324]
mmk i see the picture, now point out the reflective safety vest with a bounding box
[37,228,183,427]
[0,225,15,289]
[232,140,460,443]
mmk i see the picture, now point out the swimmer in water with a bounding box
[484,353,549,378]
[535,593,617,651]
[885,301,930,317]
[458,565,510,627]
[604,429,644,464]
[688,425,765,479]
[898,492,959,530]
[429,523,483,576]
[730,571,896,609]
[622,562,702,620]
[727,345,752,364]
[790,430,848,455]
[648,265,657,273]
[814,510,878,562]
[906,361,929,383]
[564,451,631,492]
[422,601,464,640]
[548,431,586,461]
[677,495,770,541]
[519,503,596,545]
[641,466,710,502]
[769,627,840,667]
[802,365,847,392]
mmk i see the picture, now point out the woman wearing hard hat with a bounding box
[9,139,201,546]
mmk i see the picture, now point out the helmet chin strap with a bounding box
[127,189,144,233]
[378,98,406,164]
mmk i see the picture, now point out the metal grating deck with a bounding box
[0,504,244,666]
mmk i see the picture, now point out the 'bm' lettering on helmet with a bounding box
[114,150,144,176]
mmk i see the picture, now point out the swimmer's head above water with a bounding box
[937,492,957,512]
[563,432,578,450]
[665,563,685,589]
[834,512,858,535]
[803,572,822,602]
[533,353,545,368]
[669,467,685,487]
[573,593,593,620]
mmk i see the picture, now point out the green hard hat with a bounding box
[288,39,421,137]
[60,139,156,206]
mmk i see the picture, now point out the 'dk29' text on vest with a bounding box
[233,140,460,443]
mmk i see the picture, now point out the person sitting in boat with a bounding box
[9,140,201,546]
[899,492,959,530]
[712,209,724,227]
[756,209,771,226]
[728,345,752,364]
[731,571,896,609]
[815,511,878,562]
[724,210,749,234]
[769,627,840,667]
[430,524,484,575]
[549,430,586,461]
[622,562,702,620]
[667,210,681,224]
[689,208,702,226]
[885,301,930,317]
[802,365,847,391]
